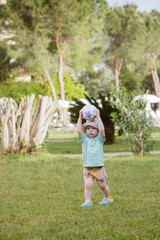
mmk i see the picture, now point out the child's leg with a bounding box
[97,180,110,198]
[84,178,94,201]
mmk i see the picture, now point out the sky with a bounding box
[107,0,160,13]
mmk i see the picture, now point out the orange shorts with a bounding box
[83,166,107,181]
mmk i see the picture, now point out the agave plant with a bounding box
[69,93,118,145]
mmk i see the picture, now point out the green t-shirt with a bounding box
[78,133,105,167]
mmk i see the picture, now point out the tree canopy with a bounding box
[0,1,160,99]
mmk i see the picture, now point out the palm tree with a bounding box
[69,93,118,145]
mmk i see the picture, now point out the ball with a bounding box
[81,104,97,120]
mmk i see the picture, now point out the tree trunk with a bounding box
[137,130,144,156]
[114,57,123,91]
[20,94,35,145]
[151,67,160,98]
[114,57,119,91]
[58,54,65,100]
[43,68,58,102]
[1,100,12,151]
[56,22,67,122]
[151,53,160,98]
[0,96,57,154]
[56,22,65,101]
[104,122,115,145]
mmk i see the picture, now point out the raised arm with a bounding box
[96,109,105,138]
[76,110,83,139]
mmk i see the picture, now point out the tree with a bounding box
[2,0,107,102]
[0,79,51,104]
[143,11,160,97]
[78,64,114,98]
[104,5,146,90]
[49,0,108,100]
[119,10,160,95]
[0,43,10,81]
[0,95,57,154]
[0,1,84,102]
[111,87,153,155]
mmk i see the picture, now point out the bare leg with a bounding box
[97,180,110,198]
[84,178,94,201]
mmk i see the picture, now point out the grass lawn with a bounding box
[0,153,160,240]
[151,127,160,138]
[47,129,77,140]
[47,127,160,140]
[45,128,160,155]
[45,137,160,155]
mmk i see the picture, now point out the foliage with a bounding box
[78,66,114,97]
[141,11,160,96]
[64,74,85,101]
[0,42,11,81]
[53,74,85,101]
[0,79,50,103]
[103,5,147,88]
[1,1,160,97]
[143,11,160,67]
[1,0,109,99]
[111,87,153,155]
[69,93,118,144]
[0,73,84,103]
[116,10,160,94]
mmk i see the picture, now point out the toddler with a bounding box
[77,109,114,207]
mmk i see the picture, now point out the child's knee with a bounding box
[85,179,93,189]
[97,180,106,189]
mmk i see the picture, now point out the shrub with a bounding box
[111,87,153,155]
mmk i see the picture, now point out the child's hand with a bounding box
[79,110,83,119]
[96,109,100,118]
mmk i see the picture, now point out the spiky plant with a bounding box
[69,93,118,145]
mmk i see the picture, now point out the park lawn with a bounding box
[45,128,160,155]
[45,138,129,155]
[45,138,160,155]
[151,127,160,138]
[48,127,160,140]
[47,129,77,140]
[0,153,159,240]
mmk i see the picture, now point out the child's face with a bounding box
[86,126,98,138]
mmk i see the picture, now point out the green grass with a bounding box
[0,153,160,239]
[48,127,160,140]
[45,137,160,155]
[151,127,160,138]
[45,128,160,155]
[47,129,77,140]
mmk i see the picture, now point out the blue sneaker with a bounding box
[99,196,114,205]
[81,200,93,207]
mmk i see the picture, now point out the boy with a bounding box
[77,109,114,207]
